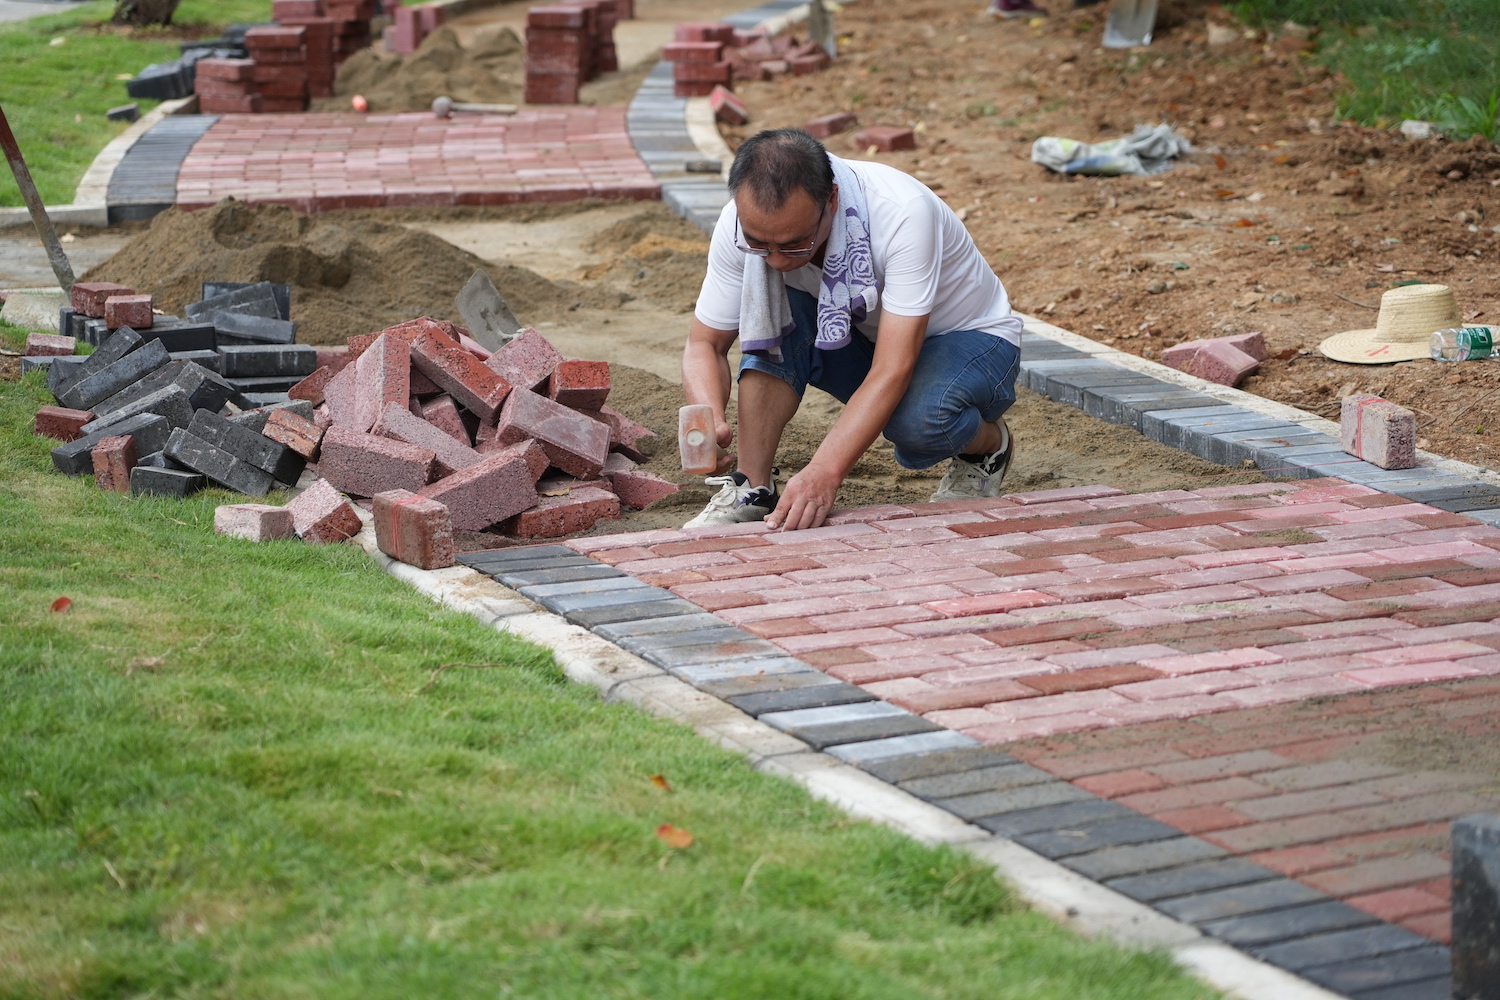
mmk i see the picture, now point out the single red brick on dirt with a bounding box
[485,328,562,391]
[804,111,858,139]
[372,489,455,569]
[214,503,296,541]
[286,477,362,543]
[91,435,136,493]
[354,333,410,429]
[418,447,540,530]
[420,394,470,445]
[494,388,612,478]
[853,126,915,152]
[263,408,324,461]
[1342,394,1417,469]
[372,400,481,477]
[410,331,512,422]
[548,359,610,410]
[318,425,436,497]
[607,466,680,510]
[23,333,75,357]
[503,486,620,538]
[104,294,153,330]
[34,405,94,441]
[288,364,338,407]
[1224,331,1268,361]
[710,85,748,124]
[69,281,133,318]
[1186,339,1259,386]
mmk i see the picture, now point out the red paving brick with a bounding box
[594,480,1500,942]
[175,109,657,211]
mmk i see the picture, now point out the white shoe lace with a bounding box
[700,475,742,512]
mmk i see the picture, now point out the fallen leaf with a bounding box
[650,774,673,792]
[1272,347,1300,361]
[656,824,693,849]
[1232,219,1257,227]
[1214,153,1228,169]
[1214,189,1237,199]
[51,597,71,613]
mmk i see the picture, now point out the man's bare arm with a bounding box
[766,312,929,530]
[681,317,739,472]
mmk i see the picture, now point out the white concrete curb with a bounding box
[351,522,1344,1000]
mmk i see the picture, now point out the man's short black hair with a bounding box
[728,128,834,212]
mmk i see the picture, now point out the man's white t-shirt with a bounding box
[694,157,1022,346]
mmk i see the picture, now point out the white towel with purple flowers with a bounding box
[739,154,879,363]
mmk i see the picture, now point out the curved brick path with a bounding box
[173,108,658,213]
[565,477,1500,952]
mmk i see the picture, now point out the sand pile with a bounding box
[583,210,711,314]
[313,25,523,113]
[81,199,626,345]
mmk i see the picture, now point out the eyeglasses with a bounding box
[734,201,828,259]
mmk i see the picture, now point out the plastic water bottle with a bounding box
[1430,326,1498,361]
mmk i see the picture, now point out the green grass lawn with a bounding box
[0,0,272,209]
[0,331,1218,997]
[1231,0,1500,138]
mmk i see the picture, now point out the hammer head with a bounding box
[432,95,453,118]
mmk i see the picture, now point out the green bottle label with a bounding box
[1460,327,1494,358]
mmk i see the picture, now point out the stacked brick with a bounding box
[285,318,674,539]
[524,2,620,105]
[1161,331,1267,387]
[681,25,831,91]
[196,0,378,112]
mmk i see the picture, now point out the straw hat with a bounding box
[1319,284,1460,364]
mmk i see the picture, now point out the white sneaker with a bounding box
[684,471,778,528]
[930,419,1014,501]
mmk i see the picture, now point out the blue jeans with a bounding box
[739,287,1020,470]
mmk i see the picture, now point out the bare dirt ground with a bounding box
[719,0,1500,471]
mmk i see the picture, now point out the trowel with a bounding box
[1103,0,1158,49]
[456,269,523,352]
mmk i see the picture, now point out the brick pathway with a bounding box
[566,478,1500,951]
[173,108,658,213]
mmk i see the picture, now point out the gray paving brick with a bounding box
[594,613,728,641]
[1201,900,1380,947]
[1063,835,1230,880]
[980,798,1138,839]
[1084,387,1218,428]
[615,625,756,654]
[1300,946,1451,996]
[1105,857,1280,903]
[825,729,981,765]
[859,744,1022,783]
[500,564,623,587]
[693,668,837,700]
[458,544,583,568]
[539,585,672,614]
[1252,924,1436,972]
[672,657,816,687]
[1154,878,1327,924]
[1016,815,1183,859]
[727,682,874,716]
[636,637,790,670]
[565,598,703,628]
[519,576,650,600]
[935,780,1093,821]
[1352,975,1452,1000]
[899,763,1055,801]
[761,701,909,730]
[785,714,943,752]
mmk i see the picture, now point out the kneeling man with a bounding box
[682,127,1023,531]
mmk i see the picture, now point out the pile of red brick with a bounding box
[196,0,383,114]
[523,0,625,105]
[1161,331,1268,387]
[665,22,830,97]
[283,318,677,553]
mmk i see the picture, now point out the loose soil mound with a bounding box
[313,25,523,113]
[80,199,626,344]
[582,209,711,314]
[722,0,1500,472]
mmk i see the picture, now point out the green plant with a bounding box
[1434,89,1500,141]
